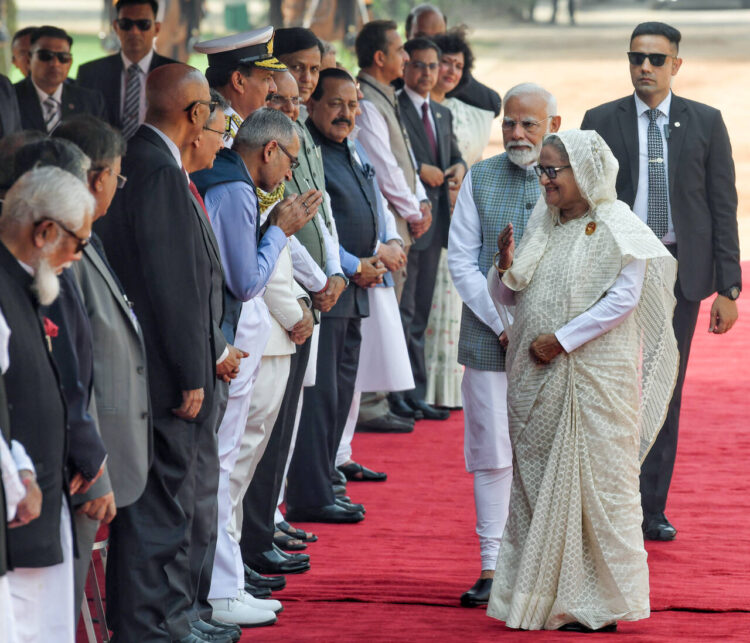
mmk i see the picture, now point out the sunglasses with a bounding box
[37,218,90,252]
[534,164,571,179]
[116,18,154,31]
[34,49,72,64]
[276,141,300,170]
[627,52,673,67]
[184,99,219,114]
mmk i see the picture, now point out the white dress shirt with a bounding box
[632,91,675,244]
[120,49,153,125]
[356,99,426,222]
[402,85,437,142]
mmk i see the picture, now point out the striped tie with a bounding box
[646,108,669,240]
[122,64,142,140]
[43,96,60,132]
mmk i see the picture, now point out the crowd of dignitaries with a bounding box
[0,0,741,639]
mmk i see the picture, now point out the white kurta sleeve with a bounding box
[447,170,504,336]
[289,235,328,292]
[3,437,29,520]
[487,267,516,306]
[555,258,647,353]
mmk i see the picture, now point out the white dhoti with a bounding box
[209,299,270,601]
[462,367,513,571]
[8,497,75,643]
[336,287,414,466]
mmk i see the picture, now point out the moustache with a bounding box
[332,118,352,126]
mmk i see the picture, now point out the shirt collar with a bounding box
[634,90,672,119]
[33,79,63,105]
[403,85,430,114]
[121,48,154,75]
[17,259,34,276]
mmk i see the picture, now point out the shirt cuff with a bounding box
[339,248,361,277]
[11,440,35,475]
[216,345,230,365]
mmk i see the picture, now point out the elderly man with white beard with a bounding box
[0,165,95,642]
[447,83,560,608]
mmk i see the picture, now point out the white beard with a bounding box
[506,138,543,168]
[32,256,61,306]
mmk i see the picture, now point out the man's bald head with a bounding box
[145,63,212,149]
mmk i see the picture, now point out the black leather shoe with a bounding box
[333,483,348,497]
[190,619,238,642]
[338,461,388,482]
[175,634,217,643]
[244,548,310,575]
[272,543,310,563]
[244,565,286,590]
[406,398,450,421]
[286,503,365,523]
[335,497,366,513]
[388,393,421,420]
[207,619,242,642]
[244,582,272,598]
[558,622,617,633]
[460,577,493,607]
[643,517,677,541]
[331,467,347,486]
[355,411,414,433]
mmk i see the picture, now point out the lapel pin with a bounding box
[674,122,680,127]
[68,103,75,110]
[585,221,596,236]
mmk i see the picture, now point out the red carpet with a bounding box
[249,261,750,641]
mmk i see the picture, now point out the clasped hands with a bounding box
[269,189,323,237]
[312,275,347,312]
[352,256,387,289]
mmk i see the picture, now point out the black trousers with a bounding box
[240,337,311,557]
[106,413,206,641]
[640,262,701,523]
[286,317,361,509]
[398,238,443,401]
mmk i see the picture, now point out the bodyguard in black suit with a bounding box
[76,0,176,135]
[14,26,106,132]
[0,74,22,139]
[581,22,741,542]
[393,39,465,419]
[95,64,222,642]
[286,69,385,523]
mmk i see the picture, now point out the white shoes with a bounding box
[238,588,283,614]
[209,595,277,628]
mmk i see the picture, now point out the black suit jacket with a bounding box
[95,125,216,421]
[398,90,464,250]
[0,242,68,568]
[581,94,741,302]
[451,73,502,117]
[76,52,177,128]
[14,76,106,131]
[0,74,22,138]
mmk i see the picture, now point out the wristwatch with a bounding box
[719,285,741,300]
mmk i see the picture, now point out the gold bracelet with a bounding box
[493,251,510,274]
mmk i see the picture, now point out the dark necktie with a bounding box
[646,108,668,239]
[188,179,210,220]
[421,101,438,162]
[122,63,142,140]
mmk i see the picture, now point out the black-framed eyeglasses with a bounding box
[36,218,90,253]
[276,141,300,170]
[267,93,301,107]
[34,49,73,64]
[627,52,673,67]
[91,165,128,189]
[203,124,228,137]
[501,115,553,133]
[184,99,219,114]
[407,61,439,71]
[116,18,154,31]
[534,164,571,179]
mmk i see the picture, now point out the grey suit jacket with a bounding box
[71,242,151,508]
[581,93,741,301]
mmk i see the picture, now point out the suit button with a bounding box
[526,203,533,210]
[141,412,148,419]
[137,366,144,374]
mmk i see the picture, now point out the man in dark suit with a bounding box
[76,0,176,136]
[11,26,36,78]
[0,74,22,139]
[95,63,232,643]
[0,164,95,642]
[392,38,465,420]
[14,26,106,132]
[581,21,741,542]
[286,68,386,523]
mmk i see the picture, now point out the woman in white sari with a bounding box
[486,130,679,632]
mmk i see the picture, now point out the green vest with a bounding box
[288,118,331,270]
[457,154,540,371]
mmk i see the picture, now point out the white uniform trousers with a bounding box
[335,391,361,467]
[1,575,18,642]
[228,354,290,544]
[209,300,270,601]
[462,367,513,571]
[8,497,74,643]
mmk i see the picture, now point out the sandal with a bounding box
[273,529,307,551]
[276,520,318,543]
[337,461,387,482]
